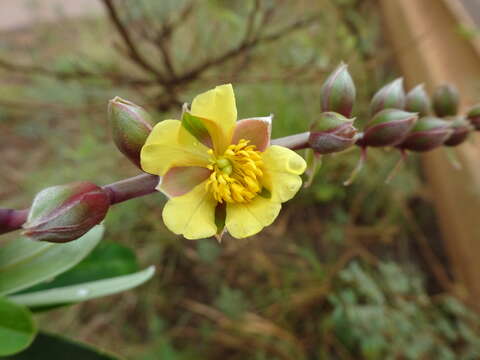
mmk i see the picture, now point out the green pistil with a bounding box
[216,157,232,175]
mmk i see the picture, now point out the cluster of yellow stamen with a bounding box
[205,139,263,203]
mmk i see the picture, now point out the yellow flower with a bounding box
[140,84,306,240]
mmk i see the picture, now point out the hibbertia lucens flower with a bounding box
[140,84,306,240]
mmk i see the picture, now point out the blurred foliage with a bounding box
[1,0,480,359]
[329,262,480,360]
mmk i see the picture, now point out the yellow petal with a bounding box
[140,120,211,176]
[162,180,217,240]
[225,196,281,239]
[261,145,307,203]
[191,84,237,154]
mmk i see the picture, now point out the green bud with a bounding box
[405,84,431,117]
[108,97,154,168]
[370,78,405,116]
[433,84,459,117]
[443,116,472,147]
[320,63,356,117]
[308,112,357,154]
[23,182,110,243]
[399,116,453,152]
[359,109,418,147]
[467,104,480,130]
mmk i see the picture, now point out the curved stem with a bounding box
[385,149,408,184]
[343,147,367,186]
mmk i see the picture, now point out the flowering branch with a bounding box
[1,64,479,242]
[0,132,311,237]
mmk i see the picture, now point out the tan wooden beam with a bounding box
[379,0,480,303]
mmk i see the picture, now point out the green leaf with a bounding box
[8,266,155,309]
[0,239,51,271]
[0,297,36,356]
[3,332,119,360]
[18,241,138,293]
[0,226,104,296]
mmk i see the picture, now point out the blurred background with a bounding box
[1,0,480,359]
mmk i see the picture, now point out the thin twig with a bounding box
[175,13,320,85]
[101,0,166,83]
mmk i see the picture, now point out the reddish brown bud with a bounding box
[359,109,418,147]
[22,182,110,243]
[370,78,405,116]
[108,97,154,168]
[433,84,459,117]
[399,116,453,152]
[443,116,472,147]
[467,104,480,131]
[308,112,357,154]
[320,63,356,117]
[405,84,431,117]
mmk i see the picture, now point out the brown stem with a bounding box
[0,209,29,235]
[271,132,310,150]
[101,0,166,83]
[102,173,159,205]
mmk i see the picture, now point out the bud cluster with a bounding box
[310,63,480,185]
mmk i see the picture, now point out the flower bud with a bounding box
[320,63,356,117]
[433,84,459,117]
[108,97,154,168]
[370,78,405,116]
[308,112,357,154]
[405,84,431,117]
[443,116,472,147]
[23,182,110,243]
[399,116,453,152]
[359,109,418,147]
[467,104,480,130]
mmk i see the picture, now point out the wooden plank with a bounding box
[379,0,480,303]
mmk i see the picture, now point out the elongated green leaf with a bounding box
[0,297,36,356]
[8,266,155,308]
[3,332,119,360]
[19,241,138,293]
[0,239,51,271]
[0,226,104,296]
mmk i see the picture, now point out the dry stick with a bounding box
[0,132,311,235]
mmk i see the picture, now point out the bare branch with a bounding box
[153,0,197,78]
[244,0,261,43]
[101,0,166,83]
[175,13,320,85]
